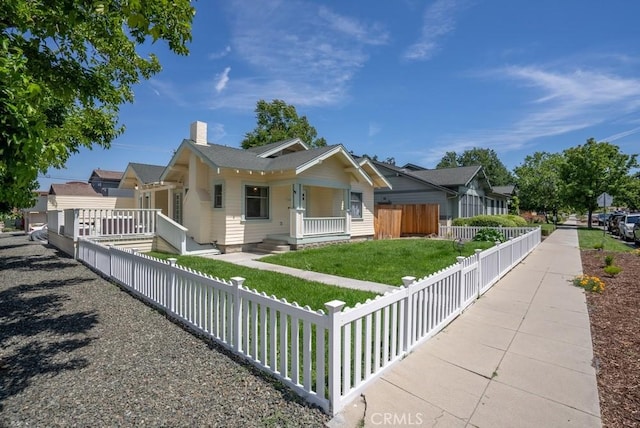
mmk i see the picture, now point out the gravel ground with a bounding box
[0,233,328,427]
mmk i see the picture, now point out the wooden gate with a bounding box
[374,204,440,239]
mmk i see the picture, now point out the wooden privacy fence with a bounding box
[76,227,541,416]
[375,204,439,239]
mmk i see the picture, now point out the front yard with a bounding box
[261,238,494,286]
[150,238,495,310]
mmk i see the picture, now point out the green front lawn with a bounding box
[261,238,495,286]
[148,252,378,311]
[576,228,635,252]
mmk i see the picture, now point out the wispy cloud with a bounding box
[207,0,388,110]
[208,122,227,141]
[148,79,187,106]
[602,126,640,142]
[404,0,466,61]
[369,122,381,137]
[208,45,231,60]
[412,66,640,164]
[214,67,231,93]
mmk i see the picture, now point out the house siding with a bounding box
[47,196,134,211]
[350,181,375,237]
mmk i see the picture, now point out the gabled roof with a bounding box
[89,169,123,181]
[409,165,485,187]
[163,139,388,188]
[358,158,393,189]
[369,159,456,194]
[49,182,102,196]
[245,138,309,157]
[127,163,166,184]
[491,185,516,196]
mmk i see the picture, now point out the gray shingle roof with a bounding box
[187,140,343,172]
[244,138,305,156]
[491,185,516,196]
[129,163,166,184]
[409,165,483,187]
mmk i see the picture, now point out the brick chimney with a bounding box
[190,121,207,145]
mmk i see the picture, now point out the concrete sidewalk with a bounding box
[330,222,602,427]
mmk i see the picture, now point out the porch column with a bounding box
[167,188,174,220]
[343,189,351,235]
[290,208,305,238]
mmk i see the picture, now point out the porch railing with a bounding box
[157,212,187,254]
[303,217,346,236]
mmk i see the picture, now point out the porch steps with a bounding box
[255,238,291,254]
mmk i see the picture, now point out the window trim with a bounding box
[212,181,224,209]
[244,184,270,220]
[350,191,363,219]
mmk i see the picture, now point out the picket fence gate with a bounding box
[77,227,541,415]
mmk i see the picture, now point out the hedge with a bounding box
[452,214,527,227]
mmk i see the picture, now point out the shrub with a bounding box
[593,242,604,250]
[603,265,622,277]
[572,275,605,293]
[467,215,517,227]
[503,214,528,227]
[473,228,506,243]
[452,217,469,226]
[604,255,614,266]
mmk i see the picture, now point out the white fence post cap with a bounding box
[401,276,416,287]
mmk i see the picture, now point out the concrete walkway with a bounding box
[206,251,396,294]
[330,221,602,427]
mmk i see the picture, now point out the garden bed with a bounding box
[580,250,640,427]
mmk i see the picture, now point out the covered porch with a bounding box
[268,182,352,246]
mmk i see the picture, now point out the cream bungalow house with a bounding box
[120,121,391,253]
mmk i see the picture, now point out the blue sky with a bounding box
[39,0,640,189]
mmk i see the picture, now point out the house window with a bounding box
[213,183,223,208]
[351,192,363,219]
[245,185,269,219]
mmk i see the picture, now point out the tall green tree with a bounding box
[560,138,638,228]
[436,148,514,186]
[0,0,195,209]
[241,99,327,149]
[513,152,564,221]
[614,172,640,211]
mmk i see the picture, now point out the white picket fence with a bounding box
[439,224,538,241]
[76,227,541,415]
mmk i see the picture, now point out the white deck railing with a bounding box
[157,212,187,254]
[439,225,538,241]
[303,217,346,236]
[63,208,159,238]
[76,227,541,416]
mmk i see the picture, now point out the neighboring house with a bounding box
[117,121,391,253]
[48,181,134,212]
[21,191,49,231]
[371,161,512,223]
[88,169,124,196]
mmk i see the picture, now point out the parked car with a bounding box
[634,221,640,246]
[618,214,640,241]
[28,224,48,242]
[607,213,625,235]
[596,213,611,226]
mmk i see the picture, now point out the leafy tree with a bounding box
[436,151,458,169]
[1,0,194,208]
[614,173,640,211]
[560,138,638,228]
[513,152,565,222]
[241,99,327,149]
[436,148,514,186]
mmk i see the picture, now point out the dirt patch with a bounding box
[580,250,640,427]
